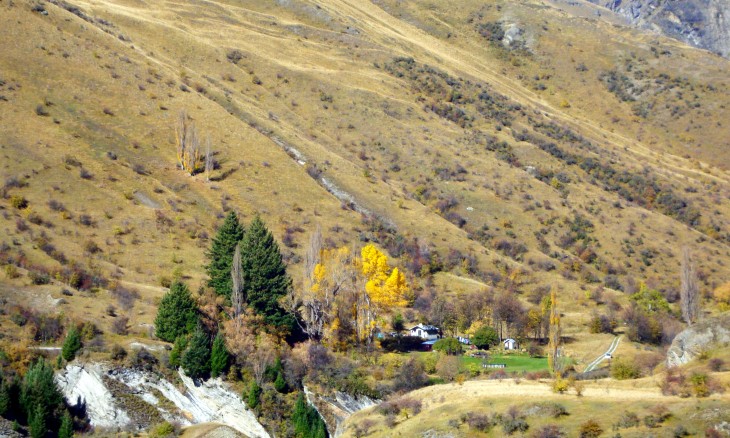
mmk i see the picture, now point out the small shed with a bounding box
[421,339,438,351]
[503,338,518,350]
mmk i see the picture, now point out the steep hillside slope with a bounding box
[1,0,729,360]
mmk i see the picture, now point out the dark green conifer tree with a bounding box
[292,392,327,438]
[240,215,294,331]
[0,374,10,417]
[247,381,261,410]
[154,281,199,343]
[29,404,46,438]
[209,332,230,378]
[181,326,211,380]
[206,211,245,299]
[61,326,82,362]
[20,359,63,428]
[168,335,188,369]
[58,410,74,438]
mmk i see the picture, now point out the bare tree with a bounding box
[175,111,203,175]
[231,243,244,320]
[680,247,700,325]
[205,135,213,181]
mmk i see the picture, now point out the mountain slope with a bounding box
[1,0,730,361]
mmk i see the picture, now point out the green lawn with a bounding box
[460,353,548,373]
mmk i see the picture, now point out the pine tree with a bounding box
[20,359,63,428]
[274,372,286,393]
[154,281,199,343]
[168,336,188,369]
[58,410,74,438]
[181,326,211,380]
[0,373,10,417]
[247,381,261,410]
[206,211,245,299]
[61,326,82,362]
[240,215,294,331]
[29,404,46,438]
[292,392,327,438]
[210,332,230,378]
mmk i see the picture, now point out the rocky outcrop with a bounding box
[587,0,730,58]
[55,363,131,430]
[55,363,268,437]
[667,313,730,367]
[304,386,378,437]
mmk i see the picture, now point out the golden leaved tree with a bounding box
[358,244,408,343]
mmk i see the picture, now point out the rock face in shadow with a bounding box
[667,313,730,367]
[587,0,730,58]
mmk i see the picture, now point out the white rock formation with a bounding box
[55,363,131,430]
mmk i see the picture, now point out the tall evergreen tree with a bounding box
[168,335,188,369]
[209,332,230,378]
[29,404,46,438]
[292,392,327,438]
[240,215,294,331]
[61,326,82,362]
[0,373,10,417]
[154,281,199,343]
[181,326,211,380]
[58,410,74,438]
[206,211,245,299]
[20,359,63,430]
[247,381,261,410]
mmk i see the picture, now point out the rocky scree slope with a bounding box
[588,0,730,57]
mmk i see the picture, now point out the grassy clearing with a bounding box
[461,353,548,373]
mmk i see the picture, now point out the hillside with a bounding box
[1,0,730,435]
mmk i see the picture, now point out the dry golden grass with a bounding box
[0,0,729,370]
[341,378,730,437]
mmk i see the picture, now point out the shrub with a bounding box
[502,418,529,435]
[690,372,710,397]
[149,421,176,438]
[435,355,460,382]
[532,424,566,438]
[110,344,127,361]
[578,419,603,438]
[433,337,462,355]
[111,316,129,335]
[4,265,20,279]
[611,358,641,380]
[463,412,492,432]
[10,195,28,209]
[708,358,725,372]
[551,378,569,394]
[129,348,158,372]
[616,410,639,428]
[380,336,424,352]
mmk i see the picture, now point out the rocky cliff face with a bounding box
[303,386,378,437]
[588,0,730,58]
[666,313,730,367]
[55,364,269,437]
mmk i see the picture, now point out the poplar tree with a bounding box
[154,281,199,343]
[206,211,245,299]
[240,215,294,331]
[547,288,562,376]
[210,332,230,378]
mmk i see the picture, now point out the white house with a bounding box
[409,324,440,340]
[503,338,518,350]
